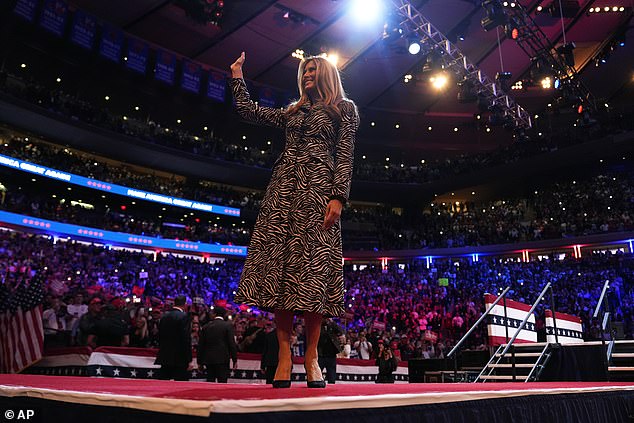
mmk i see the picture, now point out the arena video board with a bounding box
[0,153,240,217]
[0,210,247,257]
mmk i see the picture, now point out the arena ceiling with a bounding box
[64,0,634,152]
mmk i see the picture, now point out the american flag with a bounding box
[0,276,44,373]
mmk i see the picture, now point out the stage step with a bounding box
[608,367,634,371]
[500,342,549,348]
[487,364,533,368]
[479,375,528,381]
[612,353,634,358]
[495,353,541,358]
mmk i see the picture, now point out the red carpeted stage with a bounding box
[1,375,634,423]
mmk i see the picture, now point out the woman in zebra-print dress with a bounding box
[229,52,358,388]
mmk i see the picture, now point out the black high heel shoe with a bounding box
[272,380,291,388]
[304,360,326,388]
[306,379,326,388]
[272,359,293,388]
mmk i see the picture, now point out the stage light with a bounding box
[422,51,442,73]
[496,71,513,92]
[549,0,581,18]
[20,63,26,68]
[351,0,384,23]
[556,42,576,67]
[408,40,421,55]
[481,0,507,31]
[537,5,543,12]
[322,52,339,67]
[104,96,110,101]
[541,77,552,89]
[554,78,561,89]
[457,78,477,103]
[613,6,618,12]
[430,73,449,90]
[383,13,403,41]
[56,77,62,83]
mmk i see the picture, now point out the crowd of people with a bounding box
[2,230,633,364]
[344,170,633,250]
[0,130,263,212]
[3,71,632,185]
[1,184,252,246]
[1,132,632,251]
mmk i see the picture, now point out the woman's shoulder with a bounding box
[336,98,358,119]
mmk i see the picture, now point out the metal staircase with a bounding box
[606,340,634,381]
[475,342,555,382]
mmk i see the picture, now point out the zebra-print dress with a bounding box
[230,78,358,317]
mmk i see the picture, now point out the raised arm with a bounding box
[229,52,286,129]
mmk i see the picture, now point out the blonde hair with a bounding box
[286,56,347,118]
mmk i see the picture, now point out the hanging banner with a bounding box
[99,25,123,63]
[70,10,97,50]
[154,50,176,85]
[13,0,38,22]
[125,38,149,75]
[206,70,226,102]
[181,60,202,94]
[39,0,68,37]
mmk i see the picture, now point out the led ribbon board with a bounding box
[0,153,240,217]
[0,210,247,257]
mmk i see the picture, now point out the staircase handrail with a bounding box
[448,286,511,358]
[500,282,552,357]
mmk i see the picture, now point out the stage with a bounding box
[1,375,634,422]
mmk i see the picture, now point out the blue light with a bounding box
[0,153,240,217]
[554,78,561,89]
[0,210,247,257]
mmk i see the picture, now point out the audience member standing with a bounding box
[155,295,192,381]
[198,306,238,383]
[260,324,280,384]
[318,318,343,384]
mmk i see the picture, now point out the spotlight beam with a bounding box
[389,0,533,129]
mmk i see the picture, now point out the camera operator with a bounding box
[375,340,398,384]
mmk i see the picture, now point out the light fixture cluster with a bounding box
[403,74,413,83]
[588,6,627,13]
[290,49,339,66]
[511,80,523,90]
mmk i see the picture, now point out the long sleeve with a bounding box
[229,78,286,129]
[331,99,359,204]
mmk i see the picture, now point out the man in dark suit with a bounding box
[198,305,238,383]
[260,322,279,384]
[318,318,343,384]
[155,295,191,381]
